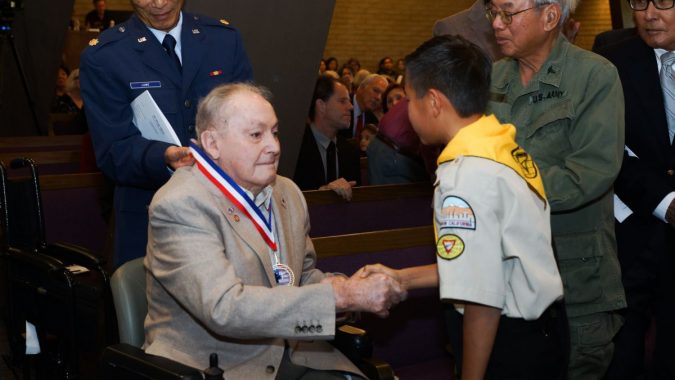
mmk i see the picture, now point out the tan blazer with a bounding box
[144,166,362,379]
[432,0,503,62]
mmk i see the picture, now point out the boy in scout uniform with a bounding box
[360,35,565,379]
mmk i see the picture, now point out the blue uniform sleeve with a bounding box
[80,49,173,190]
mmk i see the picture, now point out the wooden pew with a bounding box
[0,135,83,152]
[304,182,434,237]
[0,135,85,174]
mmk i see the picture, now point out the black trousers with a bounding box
[606,218,675,380]
[446,301,569,380]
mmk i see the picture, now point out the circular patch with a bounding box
[436,234,465,260]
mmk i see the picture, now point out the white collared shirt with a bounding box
[147,11,183,64]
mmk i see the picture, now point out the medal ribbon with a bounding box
[190,142,277,251]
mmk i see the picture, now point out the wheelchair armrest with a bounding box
[46,242,105,268]
[100,343,203,380]
[332,325,395,380]
[332,324,373,362]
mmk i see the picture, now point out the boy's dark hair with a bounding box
[309,75,342,121]
[404,35,491,117]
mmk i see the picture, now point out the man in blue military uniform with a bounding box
[80,0,252,267]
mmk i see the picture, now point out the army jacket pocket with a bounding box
[554,230,603,306]
[522,98,575,164]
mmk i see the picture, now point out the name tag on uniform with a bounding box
[130,81,161,89]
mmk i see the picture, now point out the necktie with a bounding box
[326,141,337,183]
[355,113,364,141]
[660,51,675,144]
[162,34,182,74]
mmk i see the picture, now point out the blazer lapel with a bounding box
[629,39,671,149]
[130,15,182,88]
[195,169,277,286]
[180,14,207,96]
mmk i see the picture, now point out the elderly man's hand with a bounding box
[319,178,357,201]
[165,146,195,170]
[330,271,407,318]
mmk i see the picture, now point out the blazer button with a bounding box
[184,99,192,108]
[667,169,674,176]
[266,365,275,374]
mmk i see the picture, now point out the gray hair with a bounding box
[357,74,388,91]
[534,0,578,26]
[195,82,272,138]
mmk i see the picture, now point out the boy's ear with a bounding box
[427,89,443,118]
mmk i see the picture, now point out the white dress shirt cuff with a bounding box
[653,191,675,223]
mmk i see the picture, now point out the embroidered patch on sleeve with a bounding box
[436,196,476,230]
[436,234,465,260]
[511,147,538,179]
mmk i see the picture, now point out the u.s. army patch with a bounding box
[436,234,464,260]
[437,196,475,230]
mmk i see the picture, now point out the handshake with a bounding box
[322,264,407,318]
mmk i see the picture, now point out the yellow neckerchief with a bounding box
[437,114,547,203]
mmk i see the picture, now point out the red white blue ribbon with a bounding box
[190,142,277,251]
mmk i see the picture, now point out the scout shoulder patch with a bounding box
[436,234,464,260]
[437,196,475,230]
[510,147,538,179]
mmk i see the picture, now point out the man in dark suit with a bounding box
[80,0,252,266]
[595,1,675,378]
[294,76,360,200]
[339,74,387,140]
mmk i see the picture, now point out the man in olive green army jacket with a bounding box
[485,0,626,378]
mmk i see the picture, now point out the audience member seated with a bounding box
[51,64,79,114]
[294,76,361,201]
[56,68,90,135]
[376,56,398,83]
[85,0,115,31]
[339,65,355,94]
[395,58,405,83]
[347,57,361,74]
[359,123,378,153]
[367,98,430,185]
[318,59,327,75]
[144,82,406,378]
[382,83,405,114]
[353,68,370,89]
[340,74,388,140]
[326,56,339,72]
[323,70,339,80]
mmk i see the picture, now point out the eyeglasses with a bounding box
[485,4,542,25]
[628,0,674,10]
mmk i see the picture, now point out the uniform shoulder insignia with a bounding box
[88,38,99,46]
[219,19,229,25]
